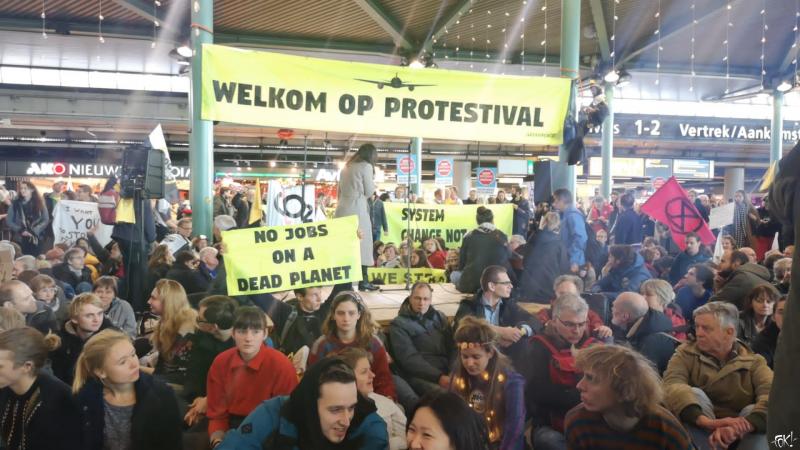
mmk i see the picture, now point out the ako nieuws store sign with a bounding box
[4,161,191,180]
[200,44,571,145]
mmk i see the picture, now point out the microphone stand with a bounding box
[381,141,414,293]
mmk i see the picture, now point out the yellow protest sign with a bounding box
[222,216,361,295]
[201,44,570,145]
[382,203,513,248]
[367,268,448,284]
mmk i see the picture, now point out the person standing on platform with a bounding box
[551,189,587,276]
[334,144,379,293]
[6,181,48,257]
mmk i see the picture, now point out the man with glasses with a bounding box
[521,293,600,450]
[162,217,193,255]
[454,265,541,366]
[610,292,677,374]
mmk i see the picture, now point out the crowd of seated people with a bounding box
[0,180,791,450]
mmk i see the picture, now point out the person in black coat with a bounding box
[111,193,156,312]
[231,190,250,229]
[610,292,677,374]
[454,265,542,367]
[370,193,389,243]
[74,329,183,450]
[517,212,569,303]
[388,283,455,396]
[456,207,512,294]
[610,192,642,245]
[511,186,533,237]
[165,250,210,295]
[0,327,83,450]
[52,247,94,293]
[50,293,118,385]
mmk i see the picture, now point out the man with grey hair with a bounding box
[610,292,676,373]
[773,257,792,294]
[522,293,600,450]
[12,255,37,279]
[533,275,612,339]
[198,246,219,282]
[212,214,237,242]
[663,302,771,450]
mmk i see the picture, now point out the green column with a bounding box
[601,82,615,198]
[771,90,784,164]
[411,137,423,195]
[190,0,214,239]
[555,0,581,197]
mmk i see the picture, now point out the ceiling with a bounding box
[0,0,798,165]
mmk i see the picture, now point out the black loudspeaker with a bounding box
[121,146,165,199]
[533,160,554,204]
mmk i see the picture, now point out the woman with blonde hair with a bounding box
[564,345,691,450]
[0,327,81,450]
[73,329,183,450]
[308,291,397,400]
[450,316,525,450]
[144,279,197,387]
[641,279,687,340]
[423,238,448,269]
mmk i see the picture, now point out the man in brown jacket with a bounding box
[710,250,775,310]
[663,301,771,450]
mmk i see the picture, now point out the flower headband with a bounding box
[459,341,491,350]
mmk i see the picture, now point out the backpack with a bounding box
[531,334,596,432]
[97,188,119,225]
[583,218,603,269]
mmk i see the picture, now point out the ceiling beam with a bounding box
[109,0,177,34]
[351,0,412,50]
[422,0,473,52]
[619,0,746,67]
[588,0,610,61]
[776,32,799,76]
[215,32,398,56]
[0,17,158,40]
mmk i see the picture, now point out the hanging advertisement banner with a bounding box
[396,155,419,185]
[201,44,570,145]
[434,158,454,186]
[474,167,498,195]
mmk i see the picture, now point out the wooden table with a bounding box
[273,284,547,325]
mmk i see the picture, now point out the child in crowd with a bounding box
[423,238,448,269]
[340,347,407,450]
[309,291,397,400]
[0,328,82,450]
[206,306,298,448]
[74,329,183,450]
[29,273,70,326]
[450,316,525,450]
[93,275,137,338]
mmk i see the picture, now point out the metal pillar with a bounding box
[411,137,423,195]
[771,90,784,164]
[556,0,581,197]
[189,0,214,239]
[601,82,615,199]
[453,160,472,201]
[723,167,745,201]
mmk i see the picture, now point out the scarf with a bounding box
[732,202,750,248]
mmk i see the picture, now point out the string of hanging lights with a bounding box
[654,0,662,86]
[41,0,47,39]
[689,1,696,92]
[98,0,105,43]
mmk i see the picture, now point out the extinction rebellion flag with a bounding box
[641,177,715,250]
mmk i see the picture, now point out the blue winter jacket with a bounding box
[218,395,389,450]
[591,253,652,297]
[559,206,588,267]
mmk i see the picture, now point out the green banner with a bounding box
[367,268,448,284]
[201,44,570,145]
[381,203,513,248]
[222,216,361,295]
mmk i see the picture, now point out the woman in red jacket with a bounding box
[308,291,397,400]
[423,238,448,269]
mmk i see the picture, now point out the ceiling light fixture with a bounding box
[176,44,192,58]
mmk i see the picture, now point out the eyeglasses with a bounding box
[557,317,588,329]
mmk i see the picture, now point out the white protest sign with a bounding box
[708,202,735,230]
[265,181,316,226]
[53,200,113,247]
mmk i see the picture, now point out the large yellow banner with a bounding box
[382,203,513,248]
[367,268,447,284]
[222,216,361,295]
[201,44,570,145]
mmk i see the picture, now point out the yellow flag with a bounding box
[249,179,263,225]
[116,198,135,224]
[758,161,778,192]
